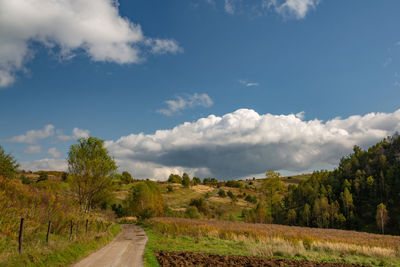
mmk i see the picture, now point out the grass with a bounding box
[0,224,121,267]
[144,217,400,267]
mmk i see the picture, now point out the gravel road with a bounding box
[72,224,147,267]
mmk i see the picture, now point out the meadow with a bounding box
[143,217,400,267]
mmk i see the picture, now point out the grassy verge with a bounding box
[1,224,121,267]
[144,218,400,267]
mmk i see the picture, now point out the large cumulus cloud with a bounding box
[105,109,400,180]
[0,0,181,87]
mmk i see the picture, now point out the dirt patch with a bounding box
[192,185,215,193]
[154,251,366,267]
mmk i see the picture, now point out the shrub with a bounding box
[185,206,201,219]
[192,177,201,185]
[0,146,19,179]
[225,180,244,188]
[168,174,182,184]
[182,173,191,187]
[218,189,226,198]
[189,198,208,214]
[245,195,257,204]
[227,190,237,202]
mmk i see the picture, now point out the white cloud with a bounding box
[270,0,320,19]
[47,147,61,158]
[20,158,67,172]
[24,145,41,154]
[58,128,90,141]
[7,125,54,143]
[216,0,319,19]
[239,80,260,87]
[106,108,400,180]
[0,0,181,87]
[147,38,183,55]
[224,0,235,14]
[157,93,214,116]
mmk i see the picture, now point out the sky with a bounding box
[1,0,400,180]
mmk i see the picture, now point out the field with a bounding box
[144,217,400,267]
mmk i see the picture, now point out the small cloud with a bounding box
[7,125,54,144]
[24,145,41,154]
[395,81,400,87]
[224,0,235,14]
[157,93,214,116]
[383,57,392,68]
[239,80,260,87]
[146,38,183,55]
[47,147,62,158]
[58,128,90,142]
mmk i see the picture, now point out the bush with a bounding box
[225,180,244,188]
[185,206,201,219]
[168,174,182,184]
[192,177,201,185]
[227,190,237,202]
[244,195,257,204]
[182,173,191,187]
[0,146,19,179]
[37,172,48,183]
[218,189,226,198]
[167,185,174,192]
[189,198,208,214]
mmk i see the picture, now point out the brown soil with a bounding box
[155,251,366,267]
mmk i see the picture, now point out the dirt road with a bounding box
[72,224,147,267]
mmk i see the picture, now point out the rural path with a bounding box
[72,224,147,267]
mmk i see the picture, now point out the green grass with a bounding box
[143,225,399,267]
[1,224,122,267]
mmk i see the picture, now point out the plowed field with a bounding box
[155,251,366,267]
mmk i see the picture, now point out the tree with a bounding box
[263,170,285,220]
[121,171,133,184]
[168,174,182,184]
[340,188,353,219]
[0,145,19,179]
[67,137,117,213]
[376,203,389,234]
[126,180,164,219]
[301,204,311,227]
[218,188,226,198]
[287,209,297,225]
[192,177,201,185]
[182,173,191,187]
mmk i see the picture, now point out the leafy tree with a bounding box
[0,146,19,178]
[126,180,164,219]
[67,137,117,213]
[287,209,297,225]
[168,174,182,184]
[121,171,133,184]
[301,203,311,226]
[263,170,285,220]
[182,173,191,187]
[192,177,201,185]
[376,203,389,234]
[189,198,208,214]
[340,188,353,219]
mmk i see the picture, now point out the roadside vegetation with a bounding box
[0,138,122,266]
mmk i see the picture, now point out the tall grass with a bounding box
[145,217,400,266]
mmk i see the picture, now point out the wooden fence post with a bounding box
[46,221,51,244]
[85,219,88,234]
[18,218,24,253]
[69,220,73,241]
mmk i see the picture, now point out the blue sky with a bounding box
[1,0,400,179]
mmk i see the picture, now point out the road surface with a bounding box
[72,224,148,267]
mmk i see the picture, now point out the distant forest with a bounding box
[251,134,400,234]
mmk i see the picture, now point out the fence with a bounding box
[17,217,111,254]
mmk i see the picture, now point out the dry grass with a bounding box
[147,217,400,260]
